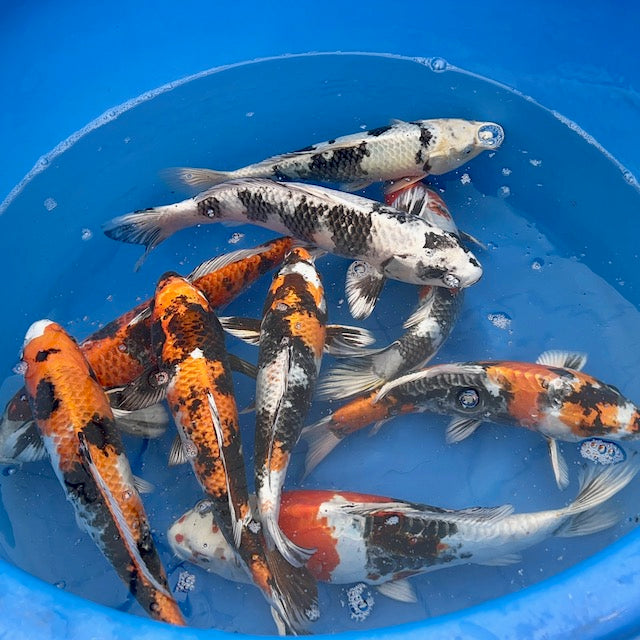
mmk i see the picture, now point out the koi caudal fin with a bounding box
[161,167,233,192]
[102,199,200,271]
[555,458,639,537]
[266,546,319,636]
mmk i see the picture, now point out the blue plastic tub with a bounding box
[1,3,640,639]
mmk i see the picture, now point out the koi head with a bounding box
[541,370,640,438]
[169,501,249,583]
[417,119,504,175]
[383,227,482,288]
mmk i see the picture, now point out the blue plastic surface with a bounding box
[1,3,640,639]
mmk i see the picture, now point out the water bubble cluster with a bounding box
[580,438,626,465]
[488,312,512,330]
[228,232,245,244]
[81,228,93,241]
[43,197,58,211]
[12,361,27,375]
[176,570,196,592]
[345,583,374,621]
[460,173,471,185]
[498,186,511,198]
[531,259,544,271]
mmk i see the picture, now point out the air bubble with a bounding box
[498,186,511,198]
[529,159,542,167]
[346,583,374,621]
[176,570,196,592]
[245,112,255,118]
[12,362,27,375]
[429,57,448,72]
[488,312,512,330]
[123,136,131,144]
[54,581,66,589]
[43,197,57,211]
[477,124,505,148]
[531,258,544,271]
[501,168,512,176]
[228,232,244,244]
[623,170,639,187]
[2,466,17,477]
[460,173,471,185]
[81,228,93,241]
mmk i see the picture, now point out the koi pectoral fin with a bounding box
[445,417,482,444]
[376,579,417,603]
[345,261,386,320]
[546,436,570,490]
[218,316,262,345]
[227,354,258,379]
[118,366,171,411]
[325,324,376,357]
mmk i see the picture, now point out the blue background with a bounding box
[1,2,640,639]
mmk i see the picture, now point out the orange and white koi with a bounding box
[20,320,184,625]
[127,272,318,635]
[0,237,293,464]
[303,351,640,489]
[170,461,636,601]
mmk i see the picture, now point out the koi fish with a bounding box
[103,179,483,293]
[164,118,504,194]
[0,237,293,463]
[126,273,318,635]
[20,320,184,625]
[343,181,469,319]
[303,351,640,488]
[216,248,374,567]
[169,461,636,602]
[321,184,466,397]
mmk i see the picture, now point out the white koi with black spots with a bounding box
[165,118,504,193]
[103,179,483,291]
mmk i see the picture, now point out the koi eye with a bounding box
[458,388,479,409]
[196,499,214,514]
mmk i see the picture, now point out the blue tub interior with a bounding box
[1,39,640,640]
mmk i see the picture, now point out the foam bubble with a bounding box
[498,185,511,198]
[428,57,448,72]
[43,197,57,211]
[228,232,244,244]
[81,228,93,241]
[460,173,471,185]
[488,312,512,330]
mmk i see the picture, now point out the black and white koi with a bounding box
[103,179,483,292]
[165,118,504,194]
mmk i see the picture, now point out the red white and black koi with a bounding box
[165,118,504,194]
[103,179,483,292]
[130,272,318,635]
[21,320,185,625]
[321,185,466,398]
[303,351,640,488]
[170,461,636,600]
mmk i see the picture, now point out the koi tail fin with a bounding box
[555,459,639,536]
[161,167,233,192]
[316,356,386,400]
[300,415,342,478]
[265,546,319,636]
[102,199,199,271]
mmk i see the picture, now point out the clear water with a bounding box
[0,53,639,634]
